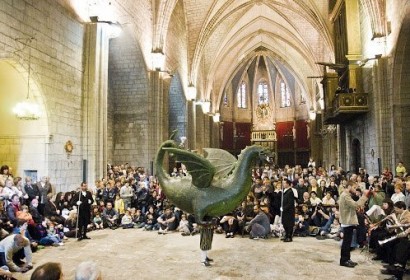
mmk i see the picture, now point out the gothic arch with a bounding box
[391,4,410,168]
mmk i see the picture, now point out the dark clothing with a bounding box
[282,188,295,239]
[44,199,65,225]
[72,191,94,238]
[158,212,177,230]
[102,208,119,228]
[64,218,78,238]
[269,191,282,217]
[340,226,355,264]
[37,182,52,201]
[29,206,43,224]
[102,188,116,203]
[23,184,40,204]
[6,204,20,226]
[295,185,308,204]
[248,211,270,238]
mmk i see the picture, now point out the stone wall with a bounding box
[108,30,149,168]
[0,0,84,191]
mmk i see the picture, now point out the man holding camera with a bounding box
[339,180,369,268]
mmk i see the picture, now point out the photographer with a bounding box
[311,203,330,227]
[367,183,386,210]
[309,191,321,207]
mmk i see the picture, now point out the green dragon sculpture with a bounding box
[155,140,266,223]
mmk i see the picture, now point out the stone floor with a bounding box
[14,229,397,280]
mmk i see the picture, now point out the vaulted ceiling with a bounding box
[66,0,336,113]
[157,0,335,112]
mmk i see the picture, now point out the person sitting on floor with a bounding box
[102,201,118,230]
[121,209,134,229]
[177,214,192,236]
[246,205,271,239]
[157,207,177,234]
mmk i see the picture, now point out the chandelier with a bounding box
[12,38,41,120]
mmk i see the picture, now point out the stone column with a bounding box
[82,23,115,184]
[148,71,169,175]
[187,100,196,150]
[195,103,204,152]
[345,0,362,90]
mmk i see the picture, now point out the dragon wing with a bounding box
[163,147,215,188]
[203,148,236,179]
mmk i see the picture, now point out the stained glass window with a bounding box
[258,81,269,105]
[237,81,247,108]
[280,81,291,107]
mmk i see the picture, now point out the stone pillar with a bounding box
[374,58,393,169]
[82,23,114,184]
[195,103,204,152]
[210,120,220,148]
[187,100,196,150]
[148,71,167,174]
[345,0,362,90]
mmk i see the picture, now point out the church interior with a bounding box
[0,0,408,189]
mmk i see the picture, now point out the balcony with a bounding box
[324,92,369,124]
[251,130,277,142]
[251,130,277,152]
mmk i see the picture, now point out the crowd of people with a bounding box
[0,159,408,278]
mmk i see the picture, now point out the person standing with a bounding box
[339,181,368,268]
[396,161,407,177]
[281,179,296,242]
[72,182,94,241]
[23,177,40,207]
[36,176,52,216]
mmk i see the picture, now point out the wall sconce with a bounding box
[212,113,220,123]
[186,83,196,101]
[151,49,165,71]
[308,107,316,121]
[358,54,382,67]
[89,16,122,38]
[201,100,211,114]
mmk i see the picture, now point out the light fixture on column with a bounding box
[212,113,220,123]
[186,83,196,101]
[89,16,122,38]
[151,49,165,71]
[201,100,211,114]
[308,106,316,121]
[358,54,382,67]
[12,38,41,120]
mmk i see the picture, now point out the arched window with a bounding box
[258,81,269,105]
[237,81,247,108]
[280,81,291,107]
[223,91,228,106]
